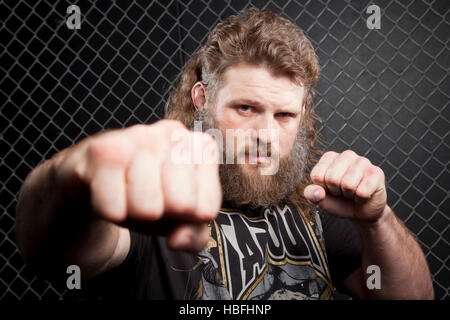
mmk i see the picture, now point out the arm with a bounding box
[15,120,221,281]
[304,150,434,300]
[343,205,434,299]
[15,140,130,280]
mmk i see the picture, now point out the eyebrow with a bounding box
[227,98,300,113]
[227,98,265,108]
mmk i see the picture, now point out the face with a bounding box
[193,63,310,207]
[214,63,304,169]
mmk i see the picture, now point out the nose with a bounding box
[252,113,278,145]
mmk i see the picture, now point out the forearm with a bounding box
[15,155,65,263]
[15,151,121,279]
[353,205,434,299]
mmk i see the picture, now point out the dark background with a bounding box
[0,0,448,300]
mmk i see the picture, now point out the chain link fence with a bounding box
[0,0,449,300]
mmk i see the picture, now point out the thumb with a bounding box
[304,184,357,219]
[303,184,326,203]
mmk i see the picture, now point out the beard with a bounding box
[193,105,310,208]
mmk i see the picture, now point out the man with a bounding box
[15,8,433,300]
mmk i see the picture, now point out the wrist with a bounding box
[352,205,393,232]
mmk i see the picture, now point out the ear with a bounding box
[191,81,207,110]
[300,87,307,116]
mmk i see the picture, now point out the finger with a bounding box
[323,150,359,196]
[354,166,386,204]
[167,223,209,253]
[315,193,356,219]
[310,151,339,192]
[86,134,132,223]
[194,133,222,221]
[126,151,164,221]
[340,156,372,200]
[162,134,197,220]
[90,165,127,223]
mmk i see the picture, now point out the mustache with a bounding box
[237,142,276,158]
[193,104,310,206]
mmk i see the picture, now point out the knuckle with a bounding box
[87,138,107,158]
[324,172,339,187]
[203,135,220,161]
[375,166,384,175]
[372,166,385,181]
[154,120,189,147]
[201,132,216,144]
[128,124,153,146]
[166,123,190,146]
[53,151,84,184]
[88,137,129,165]
[341,179,356,191]
[356,190,370,199]
[87,138,109,163]
[310,167,323,181]
[367,165,380,176]
[310,172,321,182]
[357,156,372,166]
[109,207,127,222]
[342,149,357,158]
[129,124,148,136]
[129,193,164,221]
[160,119,188,132]
[140,205,164,221]
[148,195,165,219]
[196,204,219,220]
[91,191,127,222]
[72,161,86,182]
[323,151,337,159]
[166,197,196,215]
[201,182,222,218]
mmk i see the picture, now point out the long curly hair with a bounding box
[165,8,324,221]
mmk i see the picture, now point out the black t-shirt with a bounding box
[82,203,361,300]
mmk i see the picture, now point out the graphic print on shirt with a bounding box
[196,204,333,300]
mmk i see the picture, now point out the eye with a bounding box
[276,112,295,118]
[238,105,252,112]
[235,105,254,115]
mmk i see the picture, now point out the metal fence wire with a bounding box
[0,0,449,300]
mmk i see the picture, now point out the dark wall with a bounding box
[0,0,449,299]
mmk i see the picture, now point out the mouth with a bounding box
[246,154,271,165]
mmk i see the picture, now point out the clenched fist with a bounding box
[52,120,222,252]
[304,150,388,223]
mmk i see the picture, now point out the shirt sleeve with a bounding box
[319,209,362,292]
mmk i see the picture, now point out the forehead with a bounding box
[217,63,305,109]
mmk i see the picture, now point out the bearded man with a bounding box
[15,8,433,300]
